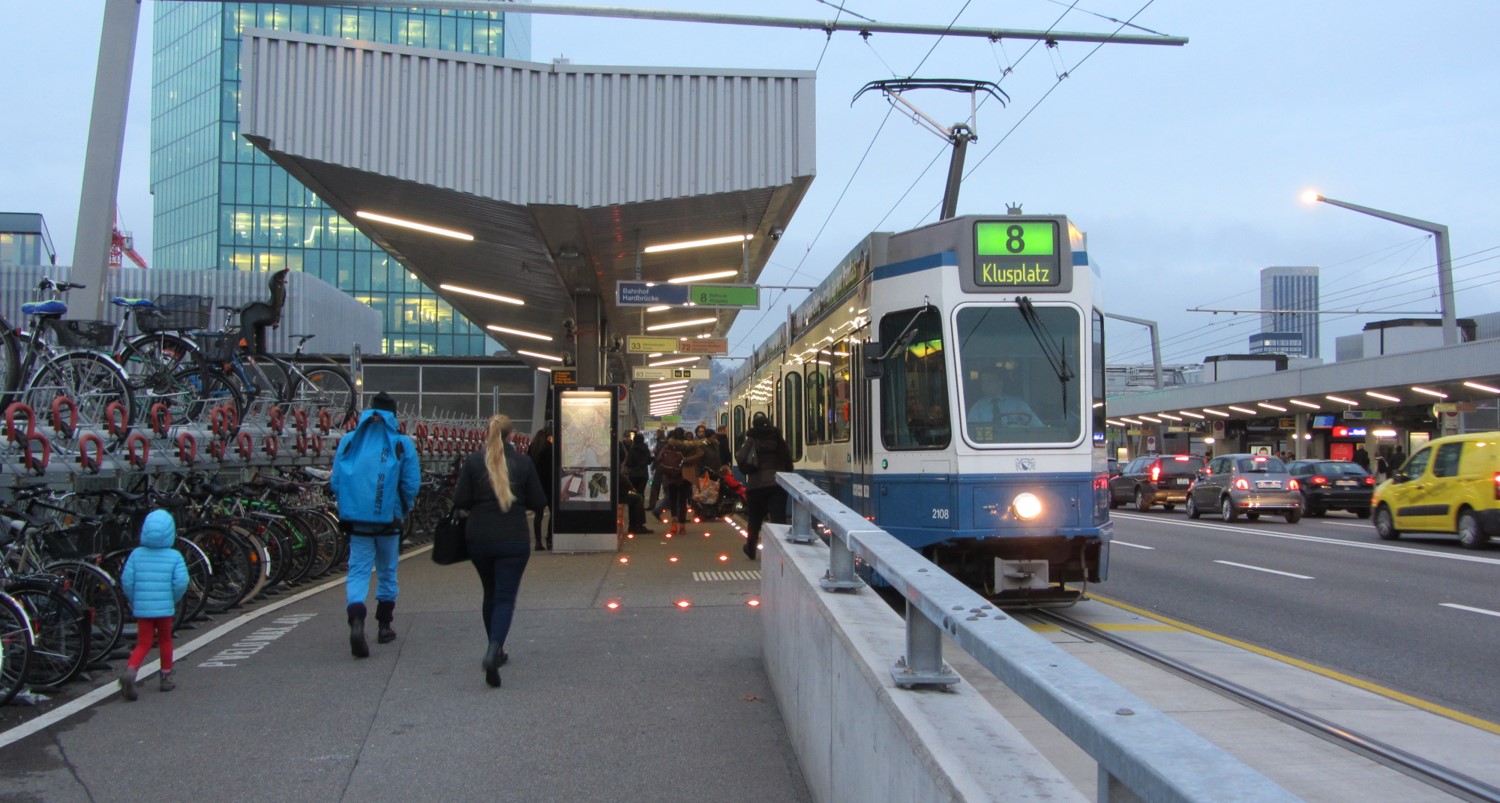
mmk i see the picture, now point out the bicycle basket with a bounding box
[47,526,96,560]
[43,318,117,349]
[140,294,212,333]
[194,332,242,362]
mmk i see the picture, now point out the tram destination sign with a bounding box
[973,220,1062,288]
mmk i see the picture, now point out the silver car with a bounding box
[1185,454,1304,523]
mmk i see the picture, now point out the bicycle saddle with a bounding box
[21,300,67,317]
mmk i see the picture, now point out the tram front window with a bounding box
[956,305,1082,446]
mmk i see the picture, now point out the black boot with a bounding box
[482,641,503,687]
[348,603,369,658]
[375,600,397,644]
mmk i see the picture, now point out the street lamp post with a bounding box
[1304,192,1457,346]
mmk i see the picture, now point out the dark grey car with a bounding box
[1185,453,1304,523]
[1108,454,1206,512]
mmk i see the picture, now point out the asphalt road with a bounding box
[1101,509,1500,724]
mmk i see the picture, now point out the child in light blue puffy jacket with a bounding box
[118,510,188,700]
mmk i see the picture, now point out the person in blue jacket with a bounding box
[119,510,188,701]
[331,392,421,658]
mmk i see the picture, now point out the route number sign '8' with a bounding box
[974,220,1062,288]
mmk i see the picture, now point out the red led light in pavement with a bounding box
[675,600,692,609]
[718,554,729,562]
[747,599,761,607]
[605,601,621,610]
[618,557,629,564]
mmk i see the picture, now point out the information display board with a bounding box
[973,220,1062,288]
[557,390,614,513]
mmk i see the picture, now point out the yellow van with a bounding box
[1371,432,1500,549]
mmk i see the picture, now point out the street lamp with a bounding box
[1302,191,1457,346]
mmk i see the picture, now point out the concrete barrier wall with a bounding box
[760,527,1085,803]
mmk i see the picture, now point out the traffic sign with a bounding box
[688,284,759,309]
[617,282,690,306]
[626,335,680,353]
[678,337,728,355]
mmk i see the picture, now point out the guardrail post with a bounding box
[786,494,816,544]
[819,530,864,591]
[892,598,959,688]
[1099,765,1147,803]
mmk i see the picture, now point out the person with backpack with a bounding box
[737,412,794,560]
[331,391,421,659]
[657,428,702,536]
[453,414,547,687]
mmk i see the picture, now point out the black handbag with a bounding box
[431,507,469,565]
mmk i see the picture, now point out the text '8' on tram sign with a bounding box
[974,221,1061,287]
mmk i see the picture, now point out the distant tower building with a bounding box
[1253,266,1319,358]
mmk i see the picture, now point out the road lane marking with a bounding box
[1110,540,1155,550]
[1441,603,1500,618]
[1213,560,1313,579]
[0,544,435,750]
[1110,512,1500,567]
[1089,592,1500,736]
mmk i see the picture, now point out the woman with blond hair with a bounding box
[453,415,547,687]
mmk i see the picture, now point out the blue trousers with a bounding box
[468,540,531,647]
[346,534,400,607]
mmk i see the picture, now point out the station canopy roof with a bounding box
[238,30,815,376]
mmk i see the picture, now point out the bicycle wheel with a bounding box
[171,364,245,432]
[173,537,214,627]
[23,352,135,451]
[292,362,358,429]
[117,332,197,412]
[0,591,34,706]
[8,578,89,688]
[188,525,255,614]
[236,356,292,427]
[0,325,21,400]
[45,560,126,659]
[294,511,342,579]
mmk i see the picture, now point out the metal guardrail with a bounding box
[776,472,1299,803]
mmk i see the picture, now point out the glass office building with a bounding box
[1258,266,1320,359]
[150,3,531,355]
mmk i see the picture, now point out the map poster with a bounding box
[557,390,614,511]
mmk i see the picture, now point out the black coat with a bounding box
[454,445,548,546]
[528,440,554,503]
[739,424,793,490]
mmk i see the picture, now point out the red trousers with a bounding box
[128,617,175,671]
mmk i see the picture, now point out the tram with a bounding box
[727,213,1110,603]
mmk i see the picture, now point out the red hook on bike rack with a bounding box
[293,407,309,434]
[149,403,172,437]
[125,431,150,469]
[105,401,129,438]
[23,433,50,474]
[318,408,333,435]
[209,438,227,462]
[5,402,36,443]
[414,422,429,439]
[295,433,309,456]
[343,413,357,433]
[77,432,104,474]
[236,431,253,460]
[268,406,285,436]
[263,434,279,458]
[176,431,197,465]
[50,396,77,439]
[310,434,324,455]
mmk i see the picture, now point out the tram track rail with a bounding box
[1032,609,1500,803]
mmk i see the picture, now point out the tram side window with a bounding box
[831,341,852,442]
[806,361,827,445]
[784,370,804,461]
[879,307,950,450]
[1092,309,1106,442]
[733,405,745,447]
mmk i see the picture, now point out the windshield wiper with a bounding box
[1016,296,1074,406]
[876,304,937,362]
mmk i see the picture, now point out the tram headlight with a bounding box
[1012,492,1043,521]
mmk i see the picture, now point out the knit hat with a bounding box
[372,392,398,413]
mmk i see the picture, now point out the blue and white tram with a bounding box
[728,213,1110,603]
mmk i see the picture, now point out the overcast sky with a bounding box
[3,1,1496,367]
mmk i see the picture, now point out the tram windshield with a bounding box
[956,305,1082,446]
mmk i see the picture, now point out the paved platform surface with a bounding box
[0,515,810,802]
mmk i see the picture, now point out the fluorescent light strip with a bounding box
[1202,408,1230,417]
[643,234,751,254]
[485,324,553,342]
[1411,386,1448,399]
[1180,411,1205,419]
[1288,399,1320,409]
[646,317,717,332]
[646,305,671,313]
[537,367,552,373]
[1366,390,1401,402]
[355,210,473,241]
[1139,416,1162,423]
[1158,413,1183,421]
[1258,402,1287,412]
[1228,405,1259,415]
[666,270,739,285]
[648,356,700,367]
[1465,381,1500,394]
[1106,419,1127,427]
[440,283,523,305]
[650,379,690,389]
[1326,395,1359,405]
[516,350,563,363]
[1119,418,1142,425]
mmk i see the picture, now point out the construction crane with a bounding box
[109,221,148,269]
